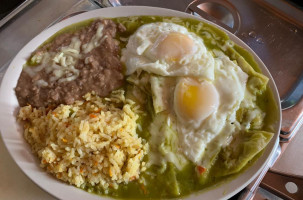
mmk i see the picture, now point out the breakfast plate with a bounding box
[0,6,281,200]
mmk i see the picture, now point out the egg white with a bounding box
[177,52,248,164]
[121,22,215,81]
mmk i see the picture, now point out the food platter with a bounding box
[0,6,281,200]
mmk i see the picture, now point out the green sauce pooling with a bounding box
[28,16,278,199]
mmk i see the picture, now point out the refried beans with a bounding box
[15,19,126,107]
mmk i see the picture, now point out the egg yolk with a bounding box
[174,78,219,123]
[157,32,196,61]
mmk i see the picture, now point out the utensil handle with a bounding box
[238,144,282,200]
[260,170,303,200]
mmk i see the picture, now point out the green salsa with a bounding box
[30,16,278,199]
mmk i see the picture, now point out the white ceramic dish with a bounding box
[0,6,281,200]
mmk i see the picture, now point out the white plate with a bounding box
[0,6,281,200]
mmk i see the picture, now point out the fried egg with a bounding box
[121,22,215,80]
[148,52,248,164]
[174,78,219,126]
[122,23,248,166]
[176,52,248,163]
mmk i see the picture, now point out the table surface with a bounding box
[0,0,302,199]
